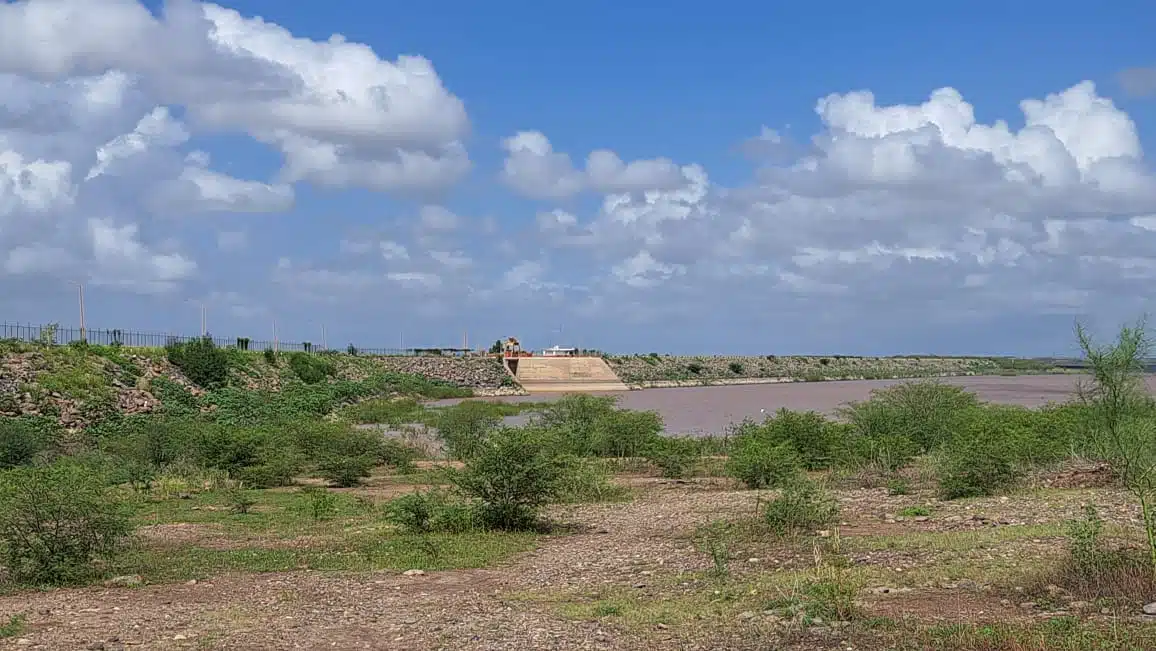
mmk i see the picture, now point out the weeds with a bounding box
[0,614,25,639]
[764,476,840,536]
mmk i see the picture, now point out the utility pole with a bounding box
[272,318,278,352]
[321,324,327,351]
[70,281,86,342]
[200,304,206,337]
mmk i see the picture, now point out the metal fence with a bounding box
[0,322,418,356]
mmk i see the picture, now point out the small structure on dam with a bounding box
[499,337,627,393]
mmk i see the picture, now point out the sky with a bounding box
[1,0,1155,356]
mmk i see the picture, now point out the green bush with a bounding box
[645,437,700,479]
[739,408,846,471]
[728,362,744,374]
[534,394,619,457]
[451,427,562,530]
[936,428,1018,500]
[0,417,56,468]
[288,352,334,384]
[838,381,979,452]
[436,401,503,460]
[165,336,230,388]
[553,454,629,503]
[763,476,840,536]
[317,454,376,487]
[263,348,277,366]
[0,462,133,585]
[590,409,664,458]
[726,436,803,489]
[384,489,477,534]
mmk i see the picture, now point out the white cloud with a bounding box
[500,130,694,199]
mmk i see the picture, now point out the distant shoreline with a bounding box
[624,369,1076,391]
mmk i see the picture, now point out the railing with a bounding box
[0,322,416,356]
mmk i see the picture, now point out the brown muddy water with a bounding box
[435,374,1152,436]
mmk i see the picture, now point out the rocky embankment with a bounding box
[0,344,519,429]
[371,356,518,395]
[604,354,1043,387]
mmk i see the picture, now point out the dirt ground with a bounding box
[1,470,1148,651]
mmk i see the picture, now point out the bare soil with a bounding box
[0,472,1145,651]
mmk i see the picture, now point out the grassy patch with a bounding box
[886,617,1156,651]
[114,531,536,583]
[0,614,25,639]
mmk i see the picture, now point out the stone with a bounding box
[402,569,425,577]
[1019,602,1037,610]
[738,611,756,620]
[1142,602,1156,615]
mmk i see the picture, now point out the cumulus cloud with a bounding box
[514,80,1156,347]
[0,0,473,296]
[500,130,693,199]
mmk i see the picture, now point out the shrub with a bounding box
[0,463,133,585]
[687,362,703,375]
[936,428,1018,499]
[166,336,230,388]
[451,427,562,530]
[1075,318,1156,577]
[553,454,629,503]
[436,401,503,460]
[590,409,664,458]
[288,352,334,384]
[726,436,803,489]
[263,348,277,366]
[0,417,55,468]
[317,454,376,487]
[645,436,700,479]
[728,361,744,374]
[763,476,839,536]
[384,489,477,534]
[298,486,339,520]
[838,381,979,452]
[534,394,619,457]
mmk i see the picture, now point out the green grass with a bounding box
[69,487,539,586]
[888,617,1156,651]
[0,614,25,639]
[897,506,932,517]
[113,531,536,583]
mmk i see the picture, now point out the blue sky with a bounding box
[1,0,1155,356]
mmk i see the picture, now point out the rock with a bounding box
[402,569,426,577]
[1070,601,1091,610]
[945,515,964,523]
[913,516,929,522]
[15,639,32,646]
[1019,602,1037,610]
[738,611,756,620]
[173,634,187,641]
[1142,602,1156,615]
[104,574,143,588]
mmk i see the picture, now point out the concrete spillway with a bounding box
[506,356,628,393]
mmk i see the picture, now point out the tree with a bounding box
[1076,317,1156,577]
